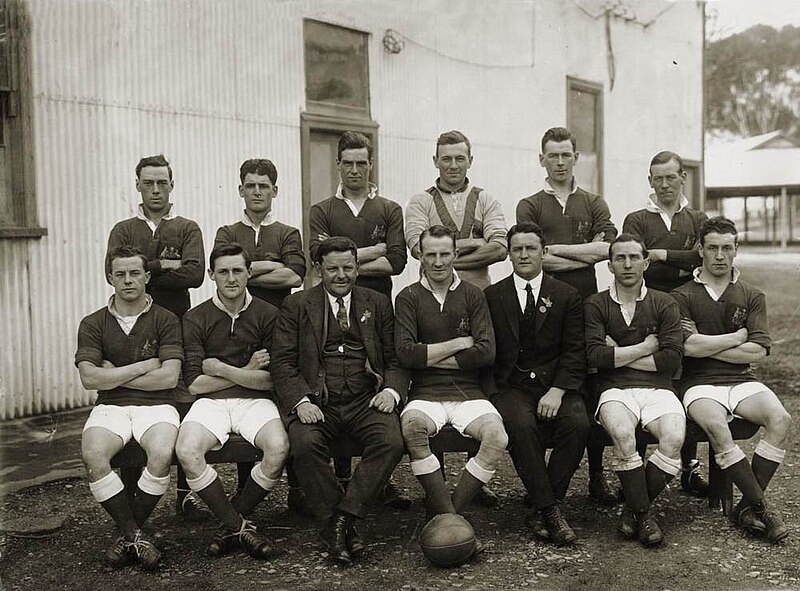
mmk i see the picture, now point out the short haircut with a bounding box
[314,236,358,265]
[699,216,738,245]
[337,131,373,160]
[435,130,472,157]
[239,158,278,185]
[108,245,148,270]
[419,224,457,251]
[135,154,172,180]
[608,233,648,260]
[506,221,547,250]
[209,243,251,271]
[541,127,576,153]
[649,151,684,173]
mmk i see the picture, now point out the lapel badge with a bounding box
[360,310,372,323]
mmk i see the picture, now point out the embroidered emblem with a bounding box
[159,245,181,259]
[371,224,387,242]
[575,220,593,243]
[457,317,471,337]
[141,338,158,359]
[730,306,748,330]
[360,310,372,323]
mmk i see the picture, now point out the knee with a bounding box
[175,435,203,469]
[145,446,175,473]
[766,408,792,440]
[288,427,325,460]
[81,442,112,475]
[265,433,290,464]
[606,427,637,456]
[480,422,509,451]
[658,430,685,458]
[401,413,433,450]
[699,419,733,450]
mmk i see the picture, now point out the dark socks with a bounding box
[615,466,649,513]
[417,471,456,515]
[195,477,241,530]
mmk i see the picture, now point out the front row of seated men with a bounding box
[77,216,790,570]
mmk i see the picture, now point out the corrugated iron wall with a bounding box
[1,0,702,418]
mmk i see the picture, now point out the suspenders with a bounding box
[426,185,483,239]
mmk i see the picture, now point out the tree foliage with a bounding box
[705,23,800,137]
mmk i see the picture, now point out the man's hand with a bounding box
[245,349,270,370]
[537,388,565,420]
[160,259,182,270]
[641,333,660,355]
[734,327,749,344]
[317,232,331,242]
[102,360,115,369]
[202,358,225,377]
[681,318,698,335]
[297,401,325,424]
[605,335,619,347]
[648,249,668,263]
[459,336,475,350]
[455,237,480,255]
[592,232,605,242]
[369,389,397,413]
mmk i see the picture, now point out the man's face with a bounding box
[433,142,472,190]
[239,172,277,216]
[136,166,173,213]
[539,139,578,184]
[648,159,686,208]
[209,254,251,301]
[420,234,457,284]
[316,250,358,298]
[700,232,737,278]
[608,240,649,289]
[337,147,372,193]
[109,256,150,303]
[509,232,544,280]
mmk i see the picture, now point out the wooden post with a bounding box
[780,186,789,249]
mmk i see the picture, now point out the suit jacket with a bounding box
[484,273,585,396]
[271,284,408,416]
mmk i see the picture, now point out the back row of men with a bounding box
[78,127,790,570]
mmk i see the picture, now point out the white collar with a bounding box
[543,177,578,197]
[137,203,176,232]
[212,289,253,319]
[241,210,275,229]
[645,193,689,215]
[420,270,461,293]
[513,271,543,293]
[107,293,153,318]
[335,182,378,201]
[693,266,741,285]
[325,289,352,310]
[609,281,647,304]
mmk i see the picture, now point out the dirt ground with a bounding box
[1,255,799,591]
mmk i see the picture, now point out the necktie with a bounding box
[336,297,349,332]
[523,283,534,320]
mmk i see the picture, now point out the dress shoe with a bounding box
[320,513,352,565]
[347,523,365,556]
[540,505,577,546]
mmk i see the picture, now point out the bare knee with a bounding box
[175,435,206,476]
[401,412,434,453]
[658,430,685,458]
[479,422,508,451]
[144,446,175,476]
[765,408,792,442]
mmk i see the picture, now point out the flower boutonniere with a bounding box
[539,296,553,314]
[360,310,372,323]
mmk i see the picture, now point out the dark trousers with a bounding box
[287,393,404,521]
[493,386,590,509]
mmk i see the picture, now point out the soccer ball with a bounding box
[419,513,476,567]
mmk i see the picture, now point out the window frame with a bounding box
[566,76,604,197]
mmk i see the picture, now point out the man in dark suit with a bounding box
[486,222,589,545]
[271,236,406,566]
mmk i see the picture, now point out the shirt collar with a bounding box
[609,281,647,304]
[137,203,176,227]
[513,271,543,293]
[335,182,378,201]
[543,177,578,196]
[241,210,275,229]
[645,193,689,215]
[692,266,741,285]
[434,177,470,195]
[324,289,352,310]
[212,289,253,318]
[107,294,153,320]
[420,270,461,293]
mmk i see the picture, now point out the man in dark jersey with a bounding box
[308,131,409,508]
[623,150,710,497]
[673,217,790,544]
[105,154,207,521]
[77,246,183,569]
[585,235,686,547]
[516,127,618,506]
[395,225,507,552]
[176,243,286,560]
[404,130,508,506]
[214,158,310,516]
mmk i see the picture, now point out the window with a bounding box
[682,159,703,210]
[0,0,43,239]
[304,19,370,118]
[567,77,603,195]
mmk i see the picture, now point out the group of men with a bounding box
[76,127,791,571]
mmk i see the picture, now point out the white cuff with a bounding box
[384,388,401,406]
[293,396,311,411]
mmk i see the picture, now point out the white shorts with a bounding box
[181,398,281,449]
[595,388,685,431]
[401,399,501,436]
[683,382,773,420]
[83,404,180,445]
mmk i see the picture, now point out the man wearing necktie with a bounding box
[270,236,406,565]
[485,222,589,545]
